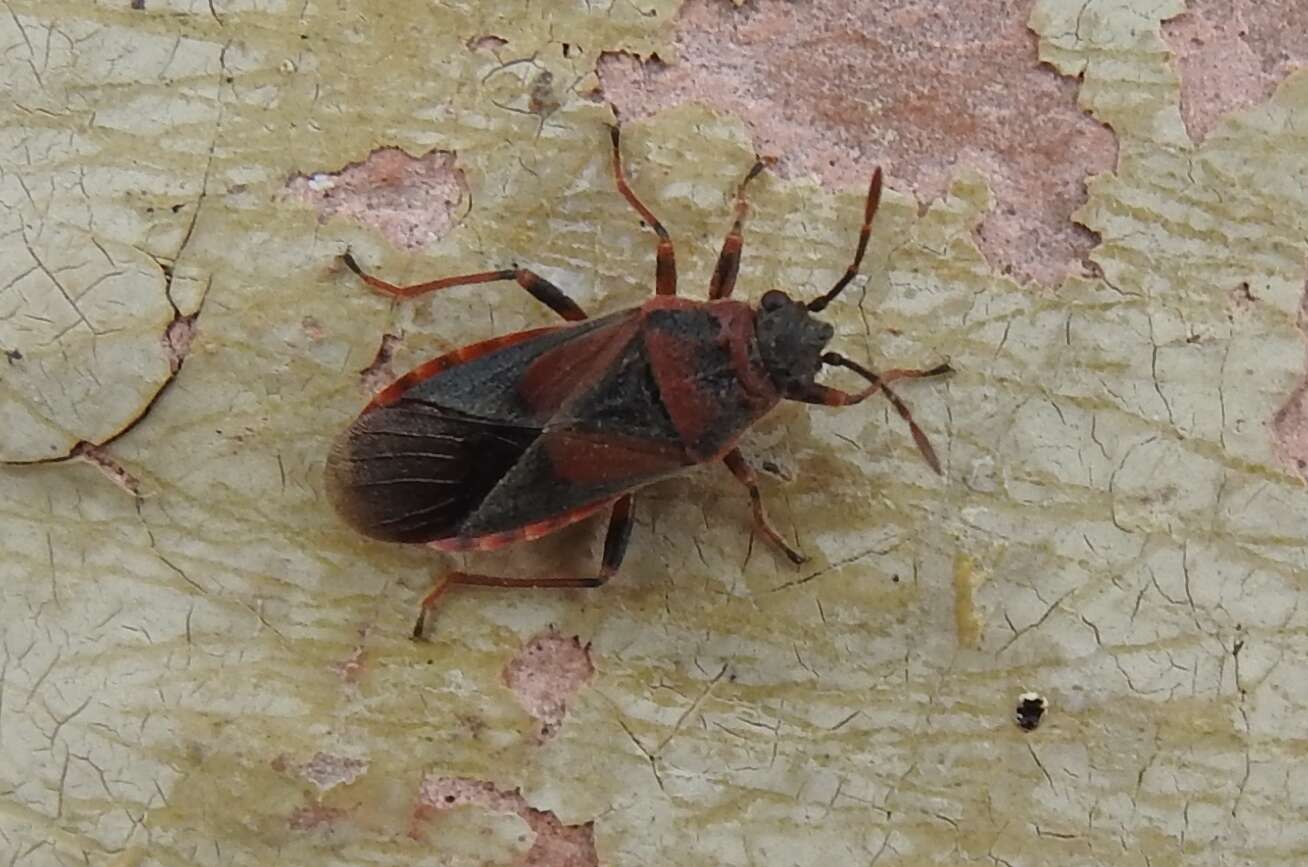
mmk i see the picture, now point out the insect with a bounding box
[327,126,950,638]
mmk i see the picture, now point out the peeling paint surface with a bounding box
[3,1,1308,866]
[599,0,1118,286]
[285,148,470,251]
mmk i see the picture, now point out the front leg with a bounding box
[797,354,951,474]
[723,448,806,565]
[609,125,677,296]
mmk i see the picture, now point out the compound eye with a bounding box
[760,290,789,311]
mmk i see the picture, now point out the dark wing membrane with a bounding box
[326,400,537,543]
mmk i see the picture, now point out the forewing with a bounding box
[330,308,646,545]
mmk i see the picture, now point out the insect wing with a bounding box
[327,309,645,545]
[327,404,536,543]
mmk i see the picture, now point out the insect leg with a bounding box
[708,160,766,300]
[722,448,806,565]
[600,493,636,577]
[797,353,952,474]
[410,495,635,639]
[808,167,883,313]
[609,125,677,296]
[341,251,588,322]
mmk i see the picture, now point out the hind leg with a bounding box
[412,495,635,639]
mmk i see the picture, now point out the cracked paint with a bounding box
[3,1,1308,866]
[0,225,189,463]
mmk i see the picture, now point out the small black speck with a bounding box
[444,795,455,803]
[130,0,145,8]
[171,203,184,213]
[5,348,22,363]
[891,574,900,584]
[224,76,234,84]
[1015,692,1047,732]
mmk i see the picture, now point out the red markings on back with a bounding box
[641,298,775,460]
[643,326,712,450]
[517,312,639,416]
[542,429,686,485]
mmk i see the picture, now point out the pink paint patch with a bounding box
[164,312,197,374]
[287,148,469,251]
[288,803,347,831]
[71,442,141,496]
[599,0,1117,286]
[358,332,403,396]
[298,752,368,792]
[1273,272,1308,481]
[329,644,367,682]
[1163,0,1308,144]
[502,630,595,739]
[415,776,598,867]
[469,34,509,52]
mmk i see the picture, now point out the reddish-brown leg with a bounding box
[708,160,766,300]
[808,168,883,313]
[722,448,806,565]
[798,352,952,474]
[412,495,635,639]
[609,125,677,296]
[341,251,587,322]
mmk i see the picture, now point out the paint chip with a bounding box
[415,776,598,867]
[599,0,1117,286]
[1162,0,1308,143]
[1015,692,1048,732]
[297,752,368,791]
[286,148,469,251]
[502,630,595,739]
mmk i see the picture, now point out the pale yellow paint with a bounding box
[2,1,1308,865]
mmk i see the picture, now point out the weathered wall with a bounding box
[2,1,1307,865]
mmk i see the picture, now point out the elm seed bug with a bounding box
[327,125,951,637]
